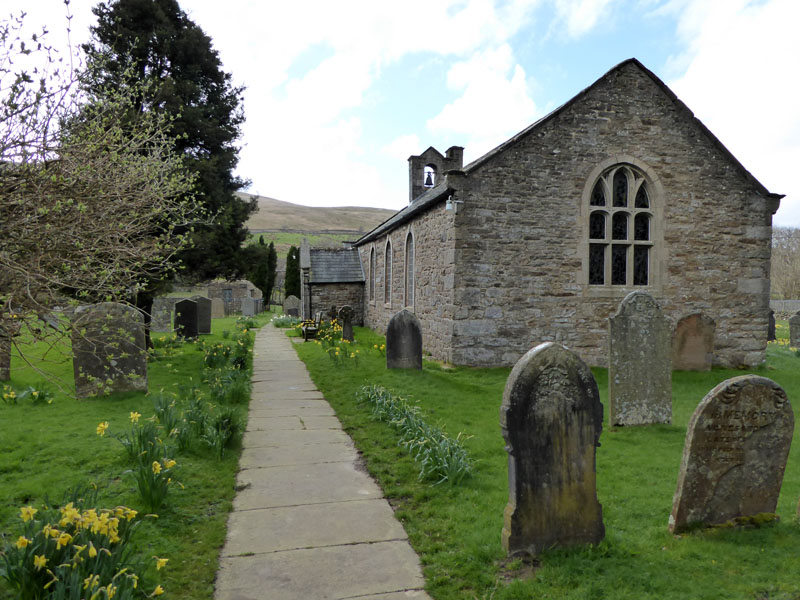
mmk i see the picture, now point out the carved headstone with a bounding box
[71,303,148,398]
[500,342,604,555]
[609,291,672,425]
[241,296,256,317]
[338,305,354,342]
[174,299,199,339]
[150,297,174,333]
[789,311,800,347]
[191,296,212,335]
[386,310,422,370]
[768,310,776,342]
[283,295,301,317]
[669,375,793,533]
[211,298,225,319]
[672,313,715,371]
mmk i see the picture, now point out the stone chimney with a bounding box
[408,145,464,204]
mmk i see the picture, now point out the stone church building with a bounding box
[328,58,781,368]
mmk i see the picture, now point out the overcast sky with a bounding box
[7,0,800,226]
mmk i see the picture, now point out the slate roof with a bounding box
[309,248,365,283]
[354,57,783,248]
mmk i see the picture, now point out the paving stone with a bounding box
[248,405,336,418]
[238,443,357,469]
[242,428,350,449]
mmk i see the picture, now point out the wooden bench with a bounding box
[302,312,322,341]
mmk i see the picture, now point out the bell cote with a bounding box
[408,145,464,203]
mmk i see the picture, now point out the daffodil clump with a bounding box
[311,319,363,367]
[0,496,166,599]
[127,456,181,514]
[1,383,54,406]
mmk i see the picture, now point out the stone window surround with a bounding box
[578,155,665,298]
[384,239,392,308]
[405,229,415,309]
[369,246,376,302]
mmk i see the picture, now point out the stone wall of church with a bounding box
[308,283,364,326]
[358,202,456,362]
[446,61,775,368]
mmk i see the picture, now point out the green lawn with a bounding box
[0,313,270,599]
[292,322,800,600]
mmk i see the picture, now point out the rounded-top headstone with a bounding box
[672,313,715,371]
[669,375,793,533]
[386,309,422,370]
[500,342,605,556]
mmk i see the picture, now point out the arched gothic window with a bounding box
[369,247,376,301]
[405,232,415,307]
[384,241,392,305]
[587,164,653,287]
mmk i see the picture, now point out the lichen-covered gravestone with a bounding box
[0,319,21,381]
[283,295,300,317]
[672,313,715,371]
[669,375,793,533]
[191,296,212,335]
[338,305,354,342]
[241,296,256,317]
[609,291,672,425]
[174,298,198,339]
[789,311,800,347]
[386,310,422,370]
[71,303,148,398]
[211,298,225,319]
[150,297,174,333]
[500,342,604,555]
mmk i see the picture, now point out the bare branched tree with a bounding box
[771,227,800,301]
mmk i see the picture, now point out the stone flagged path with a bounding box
[215,324,431,600]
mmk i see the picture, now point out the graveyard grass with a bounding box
[0,314,270,600]
[293,321,800,600]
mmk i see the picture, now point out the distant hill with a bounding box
[240,193,396,238]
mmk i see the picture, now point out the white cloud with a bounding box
[381,134,421,160]
[426,44,539,161]
[551,0,617,38]
[667,0,800,226]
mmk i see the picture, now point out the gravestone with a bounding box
[768,310,776,342]
[327,305,338,322]
[191,296,212,335]
[241,297,256,317]
[386,310,422,370]
[284,295,300,317]
[211,298,225,319]
[500,342,604,555]
[789,311,800,347]
[151,297,174,333]
[609,291,672,426]
[71,302,148,398]
[174,299,199,339]
[672,313,715,371]
[338,305,354,342]
[0,319,21,381]
[669,375,793,533]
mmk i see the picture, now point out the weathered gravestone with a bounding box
[211,298,225,319]
[386,310,422,370]
[327,305,338,322]
[609,291,672,425]
[0,319,21,381]
[669,375,793,533]
[150,297,174,333]
[768,310,776,342]
[338,305,354,342]
[174,299,199,339]
[191,296,212,335]
[241,297,256,317]
[500,342,605,555]
[672,313,715,371]
[283,295,300,317]
[789,311,800,347]
[71,303,148,398]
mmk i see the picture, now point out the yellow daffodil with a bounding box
[15,536,30,549]
[130,574,139,588]
[163,459,177,469]
[125,508,138,521]
[56,532,73,548]
[84,574,100,590]
[106,584,117,599]
[154,556,169,570]
[152,461,162,474]
[130,411,141,423]
[151,584,165,596]
[96,421,109,436]
[33,554,47,570]
[20,505,38,522]
[88,542,98,558]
